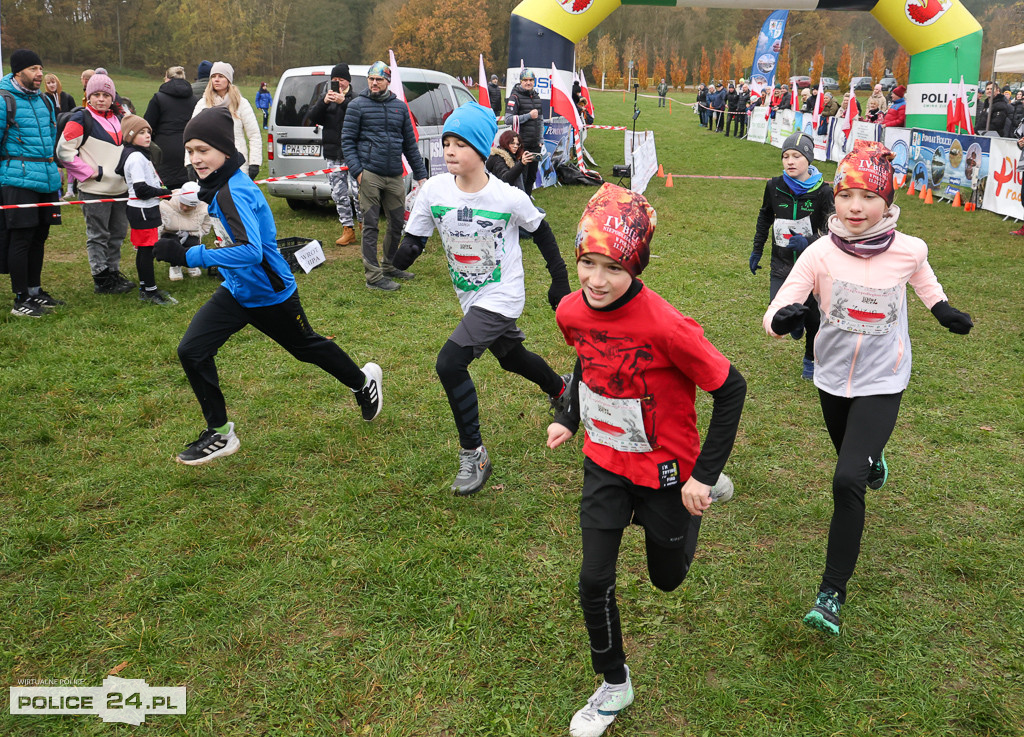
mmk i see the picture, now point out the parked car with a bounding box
[789,75,812,89]
[879,76,899,92]
[819,77,839,91]
[851,76,873,91]
[267,64,476,209]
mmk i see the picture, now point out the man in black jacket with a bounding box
[309,63,357,246]
[143,65,198,189]
[505,69,544,195]
[724,83,741,137]
[488,75,502,117]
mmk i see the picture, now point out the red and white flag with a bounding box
[579,68,594,118]
[840,82,859,136]
[790,85,798,110]
[811,78,824,128]
[388,49,416,177]
[478,54,490,110]
[945,78,957,132]
[550,64,582,131]
[952,75,975,135]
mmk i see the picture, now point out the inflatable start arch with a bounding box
[508,0,981,131]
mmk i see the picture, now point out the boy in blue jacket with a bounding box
[155,106,383,465]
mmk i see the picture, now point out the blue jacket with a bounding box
[185,168,296,307]
[255,90,272,111]
[0,73,61,193]
[341,88,427,180]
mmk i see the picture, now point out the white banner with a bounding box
[747,107,771,143]
[982,138,1024,220]
[770,109,798,148]
[906,83,977,121]
[844,121,882,154]
[626,131,658,195]
[883,127,913,189]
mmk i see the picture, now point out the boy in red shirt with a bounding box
[547,184,746,737]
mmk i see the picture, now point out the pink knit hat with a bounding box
[85,73,116,99]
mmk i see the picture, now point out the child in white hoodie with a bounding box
[159,181,211,280]
[764,140,973,636]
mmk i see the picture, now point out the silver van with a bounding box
[267,64,476,209]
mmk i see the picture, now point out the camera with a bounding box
[330,80,340,94]
[612,164,631,178]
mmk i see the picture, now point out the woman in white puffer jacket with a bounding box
[187,62,261,179]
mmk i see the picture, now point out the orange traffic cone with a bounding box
[951,191,962,208]
[906,178,916,196]
[924,188,934,205]
[657,163,665,178]
[965,201,976,212]
[918,183,927,200]
[665,173,674,188]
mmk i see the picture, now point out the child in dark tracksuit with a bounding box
[548,184,746,737]
[154,106,384,465]
[749,132,834,379]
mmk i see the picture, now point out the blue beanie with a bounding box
[442,103,498,161]
[197,60,212,81]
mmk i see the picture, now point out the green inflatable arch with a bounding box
[507,0,981,130]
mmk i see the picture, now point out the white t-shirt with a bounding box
[405,173,545,318]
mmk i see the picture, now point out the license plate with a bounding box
[281,143,321,156]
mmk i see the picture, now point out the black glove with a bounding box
[771,303,809,335]
[548,275,572,311]
[154,236,190,266]
[930,300,973,335]
[94,165,104,182]
[186,165,198,183]
[394,235,425,271]
[248,165,260,180]
[788,233,809,253]
[749,251,762,275]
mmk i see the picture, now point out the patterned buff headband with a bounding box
[833,139,896,206]
[575,183,657,278]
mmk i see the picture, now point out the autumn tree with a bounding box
[869,47,887,83]
[892,47,910,85]
[811,47,825,81]
[593,34,619,88]
[638,53,650,89]
[670,53,688,90]
[575,35,594,76]
[623,36,641,86]
[837,44,853,90]
[653,59,667,87]
[776,42,791,86]
[392,0,491,72]
[699,47,711,86]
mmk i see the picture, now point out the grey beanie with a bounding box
[782,132,815,164]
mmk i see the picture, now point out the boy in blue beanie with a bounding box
[394,102,572,496]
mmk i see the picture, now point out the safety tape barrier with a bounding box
[666,173,770,182]
[585,125,628,131]
[695,102,755,117]
[0,165,349,210]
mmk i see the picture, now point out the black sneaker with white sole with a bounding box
[176,423,241,465]
[30,290,66,308]
[11,299,47,318]
[353,362,383,421]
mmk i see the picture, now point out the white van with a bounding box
[267,64,476,209]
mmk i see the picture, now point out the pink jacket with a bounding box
[764,231,947,397]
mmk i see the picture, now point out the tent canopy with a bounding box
[993,42,1024,74]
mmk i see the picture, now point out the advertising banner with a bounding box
[883,128,913,189]
[909,127,990,202]
[770,109,798,148]
[747,107,771,144]
[844,121,882,154]
[749,10,790,101]
[981,137,1024,220]
[536,119,572,190]
[626,131,658,196]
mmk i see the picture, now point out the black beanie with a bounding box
[782,132,815,165]
[183,106,236,156]
[330,64,352,82]
[10,49,43,75]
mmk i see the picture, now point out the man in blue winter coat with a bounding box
[341,61,428,292]
[0,49,64,317]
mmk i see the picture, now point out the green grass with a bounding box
[2,75,1023,737]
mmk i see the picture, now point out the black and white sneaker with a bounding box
[549,373,574,416]
[139,288,178,306]
[176,423,241,465]
[353,362,383,421]
[30,290,66,308]
[11,300,46,318]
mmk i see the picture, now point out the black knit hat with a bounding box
[183,106,236,156]
[330,64,351,82]
[782,132,815,165]
[10,49,42,75]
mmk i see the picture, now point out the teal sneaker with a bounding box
[803,590,841,636]
[867,451,888,490]
[569,666,634,737]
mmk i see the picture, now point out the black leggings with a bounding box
[579,522,700,677]
[817,390,903,602]
[7,223,49,295]
[435,340,562,450]
[177,287,365,428]
[136,247,155,289]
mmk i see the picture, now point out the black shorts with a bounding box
[1,187,61,229]
[580,457,692,548]
[448,306,526,359]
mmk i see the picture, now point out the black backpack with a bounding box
[0,90,91,166]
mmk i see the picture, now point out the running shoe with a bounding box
[11,299,46,318]
[801,358,815,380]
[569,666,634,737]
[451,445,492,496]
[353,362,383,421]
[549,373,573,416]
[803,589,841,636]
[710,473,734,503]
[867,451,888,490]
[176,423,240,465]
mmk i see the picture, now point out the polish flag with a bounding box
[945,78,957,132]
[811,78,825,129]
[478,54,490,110]
[790,85,798,110]
[550,64,583,132]
[388,49,416,177]
[579,68,595,118]
[840,82,859,136]
[952,75,975,135]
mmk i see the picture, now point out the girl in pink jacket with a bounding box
[763,140,973,636]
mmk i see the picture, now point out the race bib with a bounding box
[579,381,652,453]
[772,216,813,249]
[827,279,901,335]
[442,229,498,278]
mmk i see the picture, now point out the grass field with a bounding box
[2,70,1023,737]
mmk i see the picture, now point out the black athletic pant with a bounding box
[7,223,49,296]
[522,146,541,196]
[770,274,819,361]
[136,247,155,289]
[435,340,562,450]
[177,286,365,429]
[579,521,700,677]
[817,390,903,603]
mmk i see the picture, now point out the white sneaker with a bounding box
[353,362,383,421]
[186,267,202,278]
[710,473,734,503]
[168,266,183,281]
[569,667,634,737]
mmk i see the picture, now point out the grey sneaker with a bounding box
[710,473,734,503]
[139,289,179,306]
[451,445,492,496]
[383,268,415,280]
[366,277,401,292]
[549,373,573,416]
[353,362,383,421]
[569,666,634,737]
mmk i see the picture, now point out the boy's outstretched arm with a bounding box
[682,364,746,516]
[527,219,572,310]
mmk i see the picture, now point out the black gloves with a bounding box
[749,251,761,274]
[94,165,104,182]
[930,301,973,335]
[771,303,808,335]
[788,233,809,253]
[248,165,261,180]
[548,273,572,311]
[394,234,427,271]
[154,236,190,266]
[186,165,198,183]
